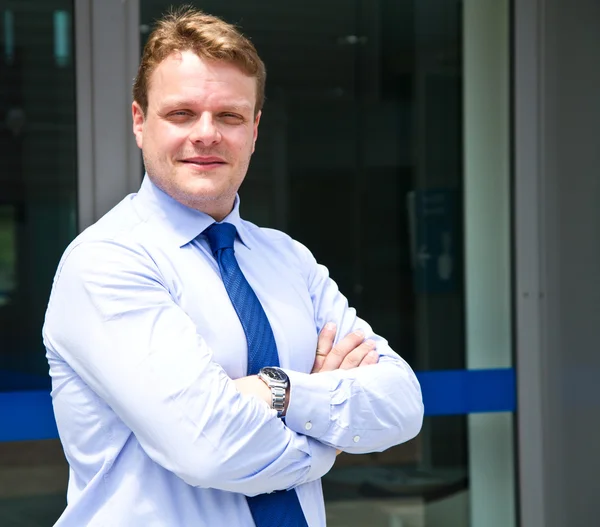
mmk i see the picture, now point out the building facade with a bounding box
[0,1,598,526]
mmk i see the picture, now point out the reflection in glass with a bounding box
[0,205,16,307]
[3,9,15,64]
[0,0,77,383]
[53,10,71,67]
[0,1,76,524]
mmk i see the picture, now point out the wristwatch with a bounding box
[258,367,289,418]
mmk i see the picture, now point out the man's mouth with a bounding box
[181,156,227,167]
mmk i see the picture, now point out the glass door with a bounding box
[140,1,515,525]
[0,0,76,524]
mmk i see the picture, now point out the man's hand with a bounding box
[312,323,379,374]
[233,376,272,408]
[313,324,379,456]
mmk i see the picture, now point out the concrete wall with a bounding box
[517,1,600,526]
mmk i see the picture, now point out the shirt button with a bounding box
[305,422,313,431]
[353,435,360,443]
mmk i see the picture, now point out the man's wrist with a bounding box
[233,376,271,408]
[257,367,289,418]
[255,375,272,407]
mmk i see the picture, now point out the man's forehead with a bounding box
[148,52,256,108]
[154,51,253,84]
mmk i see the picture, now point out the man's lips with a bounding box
[181,156,227,166]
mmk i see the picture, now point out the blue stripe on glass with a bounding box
[418,368,516,415]
[0,390,58,442]
[0,368,515,442]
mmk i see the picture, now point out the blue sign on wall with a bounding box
[408,189,460,294]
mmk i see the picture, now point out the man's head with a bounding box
[132,6,267,220]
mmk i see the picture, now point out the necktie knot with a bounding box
[204,222,237,256]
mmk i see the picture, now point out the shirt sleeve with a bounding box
[282,240,424,453]
[42,239,336,496]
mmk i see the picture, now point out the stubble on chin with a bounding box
[178,185,236,212]
[143,159,234,215]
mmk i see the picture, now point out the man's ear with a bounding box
[132,101,145,149]
[252,110,261,154]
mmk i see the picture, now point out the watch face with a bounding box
[262,367,287,382]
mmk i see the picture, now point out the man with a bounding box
[43,7,423,527]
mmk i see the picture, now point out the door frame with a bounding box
[75,0,141,231]
[514,0,553,526]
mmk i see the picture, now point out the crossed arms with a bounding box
[43,239,424,496]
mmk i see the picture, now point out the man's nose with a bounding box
[190,113,221,145]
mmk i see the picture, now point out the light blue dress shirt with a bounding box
[43,176,424,527]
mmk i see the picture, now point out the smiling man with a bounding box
[132,50,258,220]
[43,7,423,527]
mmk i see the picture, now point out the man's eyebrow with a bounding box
[224,104,253,112]
[160,99,253,112]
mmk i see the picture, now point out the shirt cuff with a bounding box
[283,369,335,440]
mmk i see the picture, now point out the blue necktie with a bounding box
[204,222,309,527]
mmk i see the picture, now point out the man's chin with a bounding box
[175,182,235,211]
[182,180,229,200]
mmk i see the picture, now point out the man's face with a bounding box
[132,51,260,220]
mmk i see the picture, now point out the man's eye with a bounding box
[221,113,244,122]
[165,110,193,119]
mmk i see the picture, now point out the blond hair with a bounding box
[133,6,266,116]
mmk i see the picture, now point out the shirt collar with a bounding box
[133,175,252,249]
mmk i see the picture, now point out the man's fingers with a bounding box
[338,340,377,370]
[312,322,336,373]
[313,327,379,373]
[319,330,366,372]
[358,350,380,367]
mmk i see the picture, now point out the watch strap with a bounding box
[258,368,288,418]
